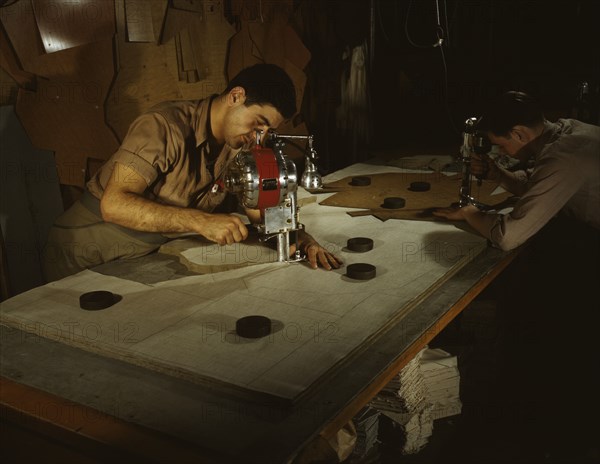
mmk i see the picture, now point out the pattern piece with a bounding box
[320,172,513,221]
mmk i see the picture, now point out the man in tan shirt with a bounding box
[436,91,599,460]
[44,64,342,281]
[434,91,600,249]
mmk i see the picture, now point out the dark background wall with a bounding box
[297,0,600,172]
[1,0,599,297]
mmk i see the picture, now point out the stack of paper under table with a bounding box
[351,406,381,458]
[368,347,461,454]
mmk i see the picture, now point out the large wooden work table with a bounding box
[0,161,518,463]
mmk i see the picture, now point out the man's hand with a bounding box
[303,241,343,270]
[101,163,249,244]
[244,208,343,270]
[432,204,496,245]
[195,213,249,245]
[471,154,500,181]
[296,232,343,270]
[432,205,477,221]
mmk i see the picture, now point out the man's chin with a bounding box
[241,140,255,150]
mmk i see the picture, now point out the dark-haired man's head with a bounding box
[478,91,545,156]
[225,63,296,120]
[216,64,296,149]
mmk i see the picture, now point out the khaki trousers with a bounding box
[43,198,166,282]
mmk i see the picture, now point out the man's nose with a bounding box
[253,125,270,134]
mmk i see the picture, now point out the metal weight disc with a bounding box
[382,197,406,209]
[346,263,376,280]
[79,291,120,311]
[236,315,272,338]
[350,176,371,186]
[347,237,374,252]
[409,181,431,192]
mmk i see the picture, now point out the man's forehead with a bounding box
[487,132,509,142]
[247,103,277,114]
[248,104,284,124]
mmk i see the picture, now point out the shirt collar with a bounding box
[193,94,218,148]
[517,120,561,160]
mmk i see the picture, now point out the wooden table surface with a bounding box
[0,161,519,463]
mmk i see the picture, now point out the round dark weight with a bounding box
[350,176,371,186]
[382,197,406,209]
[346,263,376,280]
[409,181,431,192]
[347,237,374,252]
[79,291,119,311]
[236,315,272,338]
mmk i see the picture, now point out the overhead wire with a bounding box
[437,31,460,135]
[404,0,435,48]
[376,0,391,45]
[443,0,450,46]
[405,0,459,135]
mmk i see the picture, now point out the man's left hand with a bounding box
[432,204,478,221]
[302,240,343,270]
[293,231,343,270]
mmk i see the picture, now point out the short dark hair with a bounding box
[478,91,544,137]
[225,64,296,119]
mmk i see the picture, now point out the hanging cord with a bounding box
[435,0,442,33]
[438,31,460,135]
[405,0,459,135]
[405,0,439,48]
[376,0,392,43]
[443,0,451,47]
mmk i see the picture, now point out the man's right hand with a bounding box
[102,163,250,245]
[471,153,500,181]
[195,213,249,245]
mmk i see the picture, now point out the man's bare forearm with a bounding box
[101,190,205,234]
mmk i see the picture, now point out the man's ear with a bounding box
[229,86,246,105]
[511,125,535,144]
[510,126,524,141]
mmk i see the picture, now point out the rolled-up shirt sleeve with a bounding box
[488,155,585,250]
[87,112,180,200]
[497,165,530,197]
[112,113,178,186]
